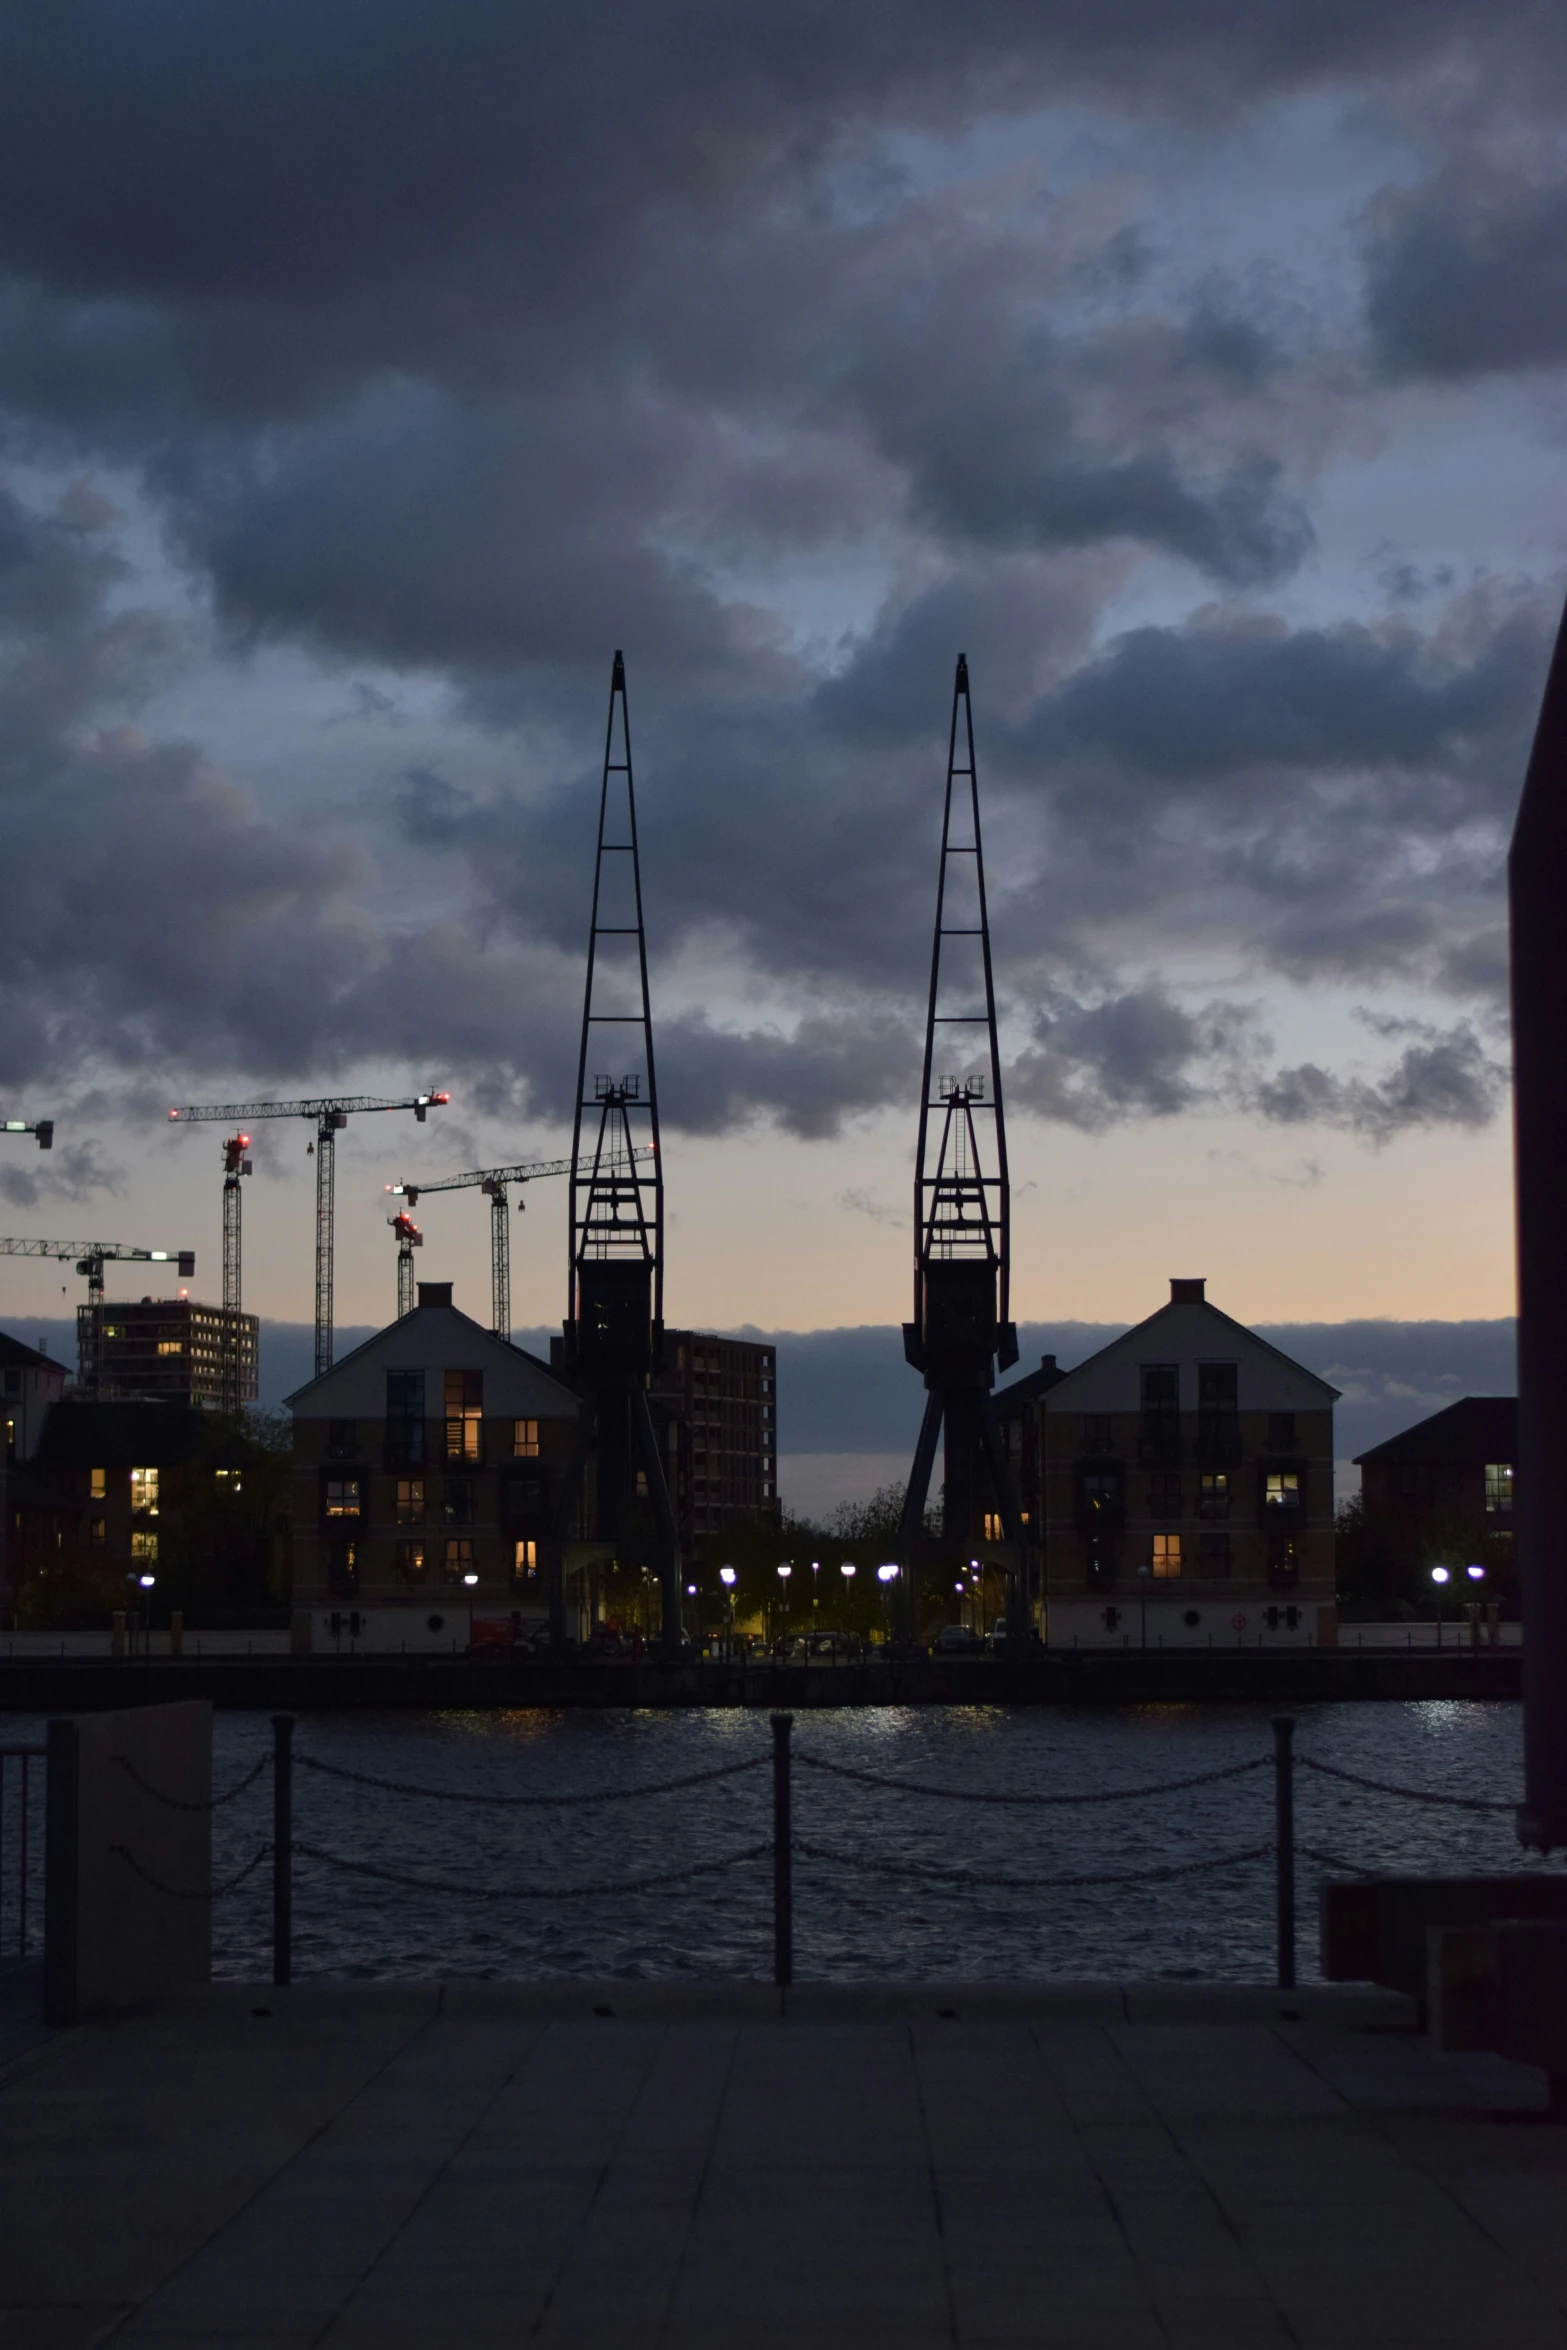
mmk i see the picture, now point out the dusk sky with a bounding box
[0,4,1562,1384]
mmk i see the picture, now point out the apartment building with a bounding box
[1040,1278,1338,1647]
[80,1297,260,1410]
[288,1282,582,1650]
[653,1330,779,1541]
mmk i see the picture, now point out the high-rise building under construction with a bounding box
[79,1298,259,1411]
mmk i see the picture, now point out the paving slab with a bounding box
[1,1981,1563,2348]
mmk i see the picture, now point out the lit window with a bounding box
[445,1371,482,1461]
[395,1479,425,1525]
[1151,1534,1182,1578]
[1264,1473,1301,1513]
[131,1529,158,1565]
[394,1540,428,1584]
[513,1538,539,1582]
[442,1537,474,1582]
[89,1468,107,1500]
[215,1468,242,1494]
[512,1419,540,1458]
[130,1467,159,1516]
[982,1511,1003,1540]
[156,1340,183,1357]
[324,1477,361,1518]
[1198,1474,1230,1520]
[1485,1463,1513,1515]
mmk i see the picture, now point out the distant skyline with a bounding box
[0,5,1562,1339]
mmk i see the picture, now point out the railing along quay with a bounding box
[105,1712,1555,2000]
[0,1743,45,1968]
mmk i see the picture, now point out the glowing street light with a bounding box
[1431,1565,1451,1585]
[719,1566,736,1587]
[1466,1564,1486,1582]
[877,1563,899,1583]
[138,1573,155,1589]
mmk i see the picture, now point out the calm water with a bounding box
[4,1701,1559,1984]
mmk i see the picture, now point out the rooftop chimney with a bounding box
[1041,1352,1057,1371]
[1170,1278,1206,1304]
[416,1281,454,1310]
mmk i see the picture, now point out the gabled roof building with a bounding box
[1039,1278,1339,1649]
[285,1282,583,1651]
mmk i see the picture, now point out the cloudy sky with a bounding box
[0,2,1562,1362]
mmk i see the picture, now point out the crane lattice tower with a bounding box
[898,655,1027,1630]
[555,652,682,1652]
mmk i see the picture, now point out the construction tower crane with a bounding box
[1,1120,53,1149]
[387,1147,654,1343]
[388,1209,423,1318]
[0,1238,196,1388]
[556,652,682,1655]
[219,1134,253,1414]
[897,655,1027,1640]
[169,1090,449,1377]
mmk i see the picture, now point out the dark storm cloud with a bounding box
[1366,159,1567,379]
[1008,987,1260,1131]
[0,1139,121,1212]
[1252,1019,1507,1143]
[2,1,1559,318]
[0,2,1563,1141]
[1025,601,1543,799]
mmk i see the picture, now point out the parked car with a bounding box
[933,1623,984,1654]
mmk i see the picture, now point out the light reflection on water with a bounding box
[172,1698,1561,1984]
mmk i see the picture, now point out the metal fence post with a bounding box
[771,1711,793,2010]
[43,1719,79,2026]
[272,1714,294,1989]
[1272,1715,1296,1990]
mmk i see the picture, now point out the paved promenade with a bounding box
[3,1981,1565,2348]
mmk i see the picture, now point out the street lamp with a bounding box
[776,1562,792,1653]
[811,1558,820,1612]
[719,1564,736,1655]
[1466,1564,1486,1582]
[876,1561,899,1647]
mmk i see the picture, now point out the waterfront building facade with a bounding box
[0,1329,71,1613]
[1039,1278,1338,1648]
[288,1283,581,1650]
[651,1329,779,1541]
[1354,1396,1516,1609]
